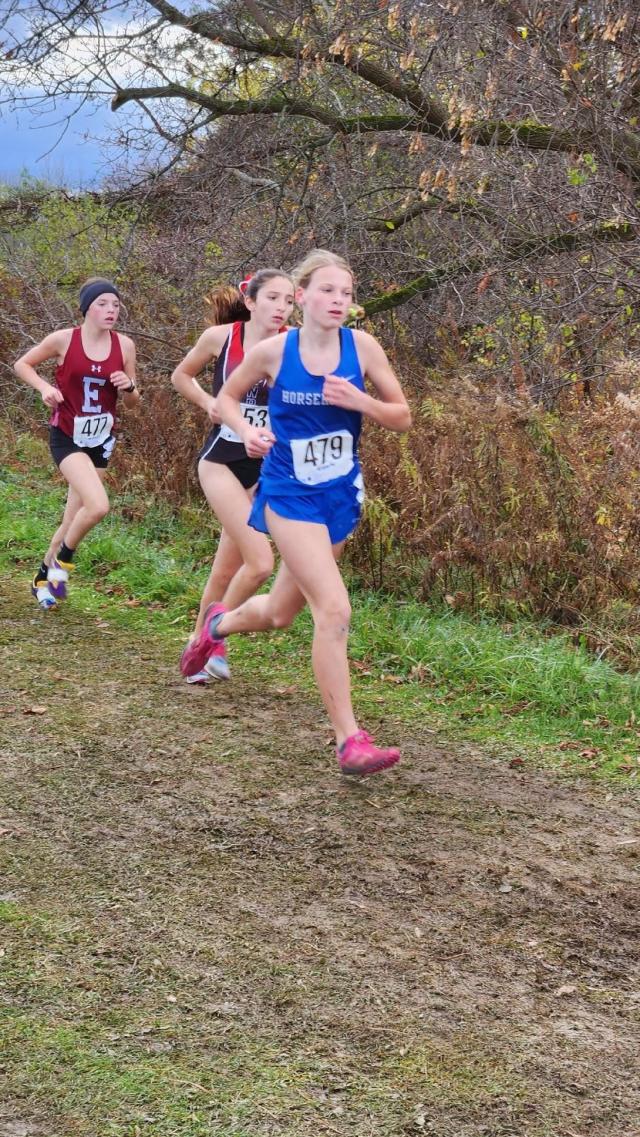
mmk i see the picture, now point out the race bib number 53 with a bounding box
[73,412,114,448]
[220,403,270,444]
[290,430,354,485]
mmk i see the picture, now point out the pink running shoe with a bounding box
[337,730,400,777]
[204,638,230,681]
[180,603,228,678]
[185,668,211,685]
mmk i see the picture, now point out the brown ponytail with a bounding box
[204,284,248,325]
[204,268,293,325]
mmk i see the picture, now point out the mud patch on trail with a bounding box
[1,582,639,1137]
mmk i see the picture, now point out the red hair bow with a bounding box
[238,274,253,295]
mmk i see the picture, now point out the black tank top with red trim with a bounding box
[51,326,124,448]
[200,321,270,465]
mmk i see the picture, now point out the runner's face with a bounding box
[86,293,120,328]
[297,266,353,329]
[248,277,294,331]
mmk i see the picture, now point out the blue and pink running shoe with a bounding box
[337,730,400,777]
[185,668,212,686]
[203,638,231,681]
[180,604,230,680]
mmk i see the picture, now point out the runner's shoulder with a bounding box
[50,327,75,350]
[262,330,289,359]
[350,327,377,350]
[350,327,388,366]
[40,327,74,362]
[200,322,233,355]
[115,331,136,352]
[254,331,288,381]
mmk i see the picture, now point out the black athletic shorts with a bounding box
[199,452,261,490]
[49,425,115,469]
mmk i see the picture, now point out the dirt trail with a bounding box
[1,580,639,1137]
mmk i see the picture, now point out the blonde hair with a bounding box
[293,249,354,289]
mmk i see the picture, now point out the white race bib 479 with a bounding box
[290,430,354,485]
[220,403,270,444]
[73,412,114,448]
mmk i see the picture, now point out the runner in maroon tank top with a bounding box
[14,278,140,608]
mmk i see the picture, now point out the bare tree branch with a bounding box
[364,220,637,315]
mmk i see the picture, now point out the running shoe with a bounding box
[203,639,231,681]
[180,604,228,678]
[337,730,401,777]
[31,575,57,611]
[47,558,74,601]
[185,668,211,685]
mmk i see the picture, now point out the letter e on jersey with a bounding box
[82,375,105,413]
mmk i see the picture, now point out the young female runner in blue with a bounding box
[181,250,411,775]
[171,270,294,681]
[14,279,139,607]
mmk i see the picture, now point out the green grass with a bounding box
[2,436,640,781]
[0,897,536,1136]
[0,897,533,1137]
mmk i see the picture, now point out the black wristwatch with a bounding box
[126,379,137,393]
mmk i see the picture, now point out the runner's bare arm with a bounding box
[112,336,140,407]
[13,330,73,407]
[217,335,284,457]
[322,331,411,432]
[171,325,230,421]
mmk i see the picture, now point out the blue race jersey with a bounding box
[260,327,365,496]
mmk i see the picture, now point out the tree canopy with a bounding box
[2,1,639,398]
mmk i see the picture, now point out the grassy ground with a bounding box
[2,433,640,781]
[1,435,640,1136]
[2,575,640,1137]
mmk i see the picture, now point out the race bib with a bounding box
[73,412,114,448]
[290,430,354,485]
[220,403,270,444]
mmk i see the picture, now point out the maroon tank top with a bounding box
[51,326,124,444]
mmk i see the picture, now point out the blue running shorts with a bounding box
[250,473,364,545]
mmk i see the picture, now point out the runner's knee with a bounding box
[314,596,351,633]
[245,548,274,588]
[86,497,109,525]
[268,601,296,630]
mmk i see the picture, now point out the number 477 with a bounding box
[81,416,107,437]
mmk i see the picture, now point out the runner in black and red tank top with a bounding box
[199,320,270,468]
[171,269,294,683]
[14,278,140,608]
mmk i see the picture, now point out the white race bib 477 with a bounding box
[290,430,354,485]
[73,412,114,448]
[220,403,270,444]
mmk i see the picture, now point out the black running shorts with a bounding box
[199,452,261,490]
[49,426,115,469]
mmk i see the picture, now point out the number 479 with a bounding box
[304,435,343,465]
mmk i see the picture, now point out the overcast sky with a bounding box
[0,2,211,189]
[0,5,157,189]
[0,102,121,187]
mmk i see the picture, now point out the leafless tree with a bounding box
[2,0,639,397]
